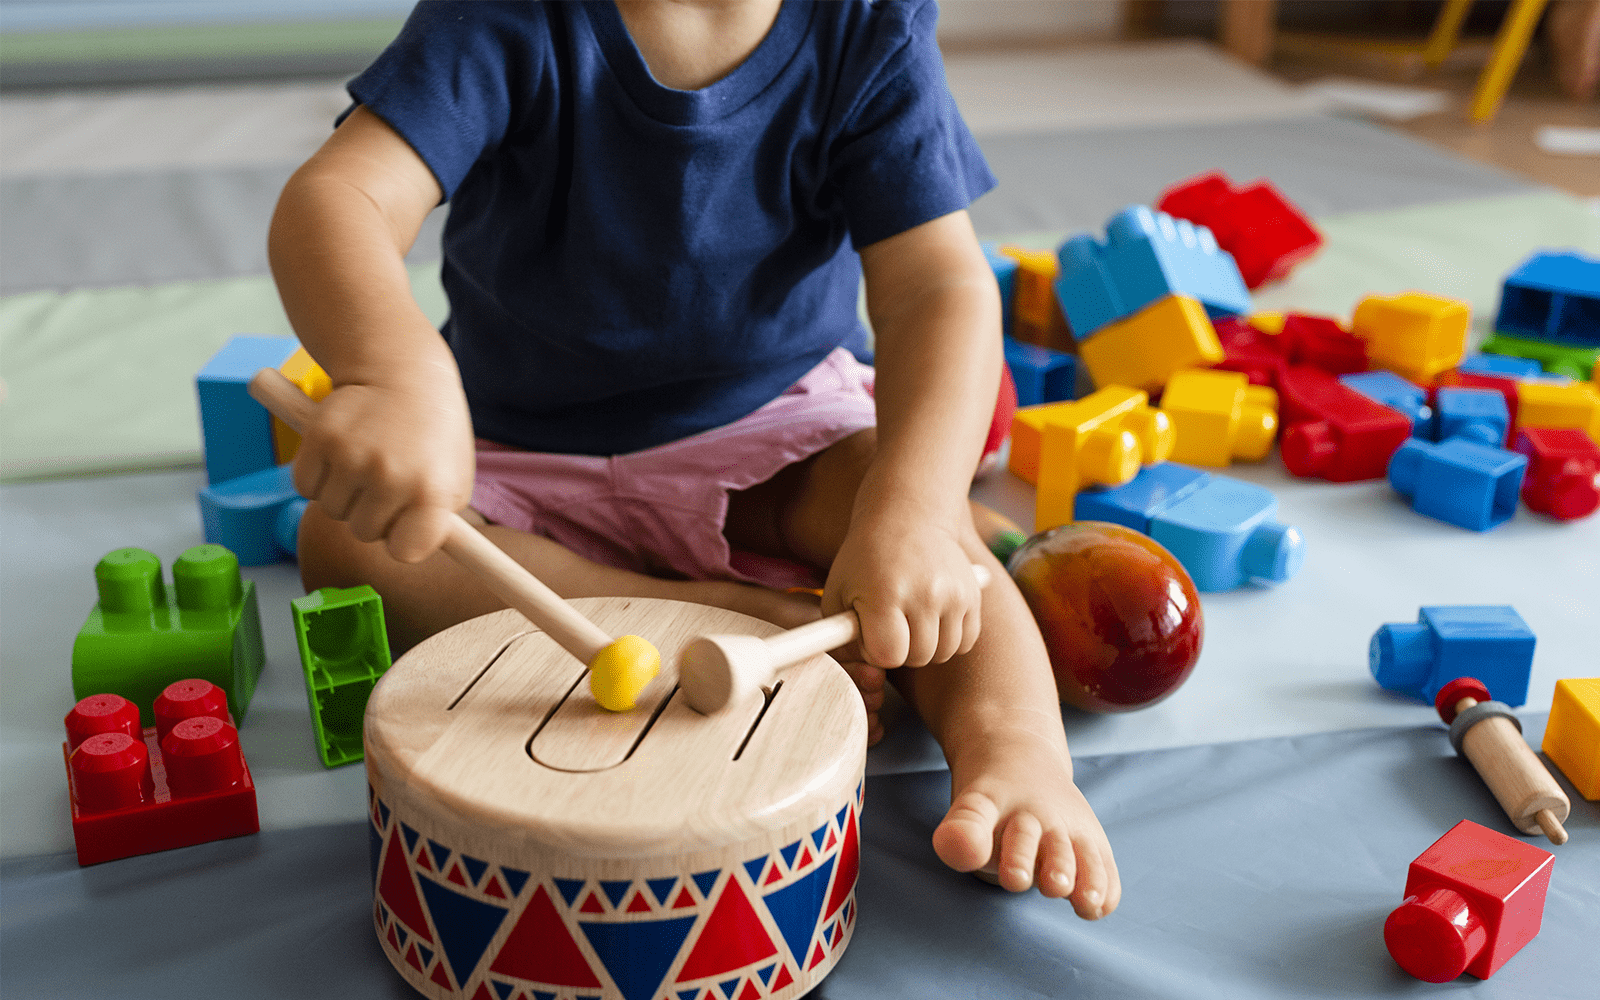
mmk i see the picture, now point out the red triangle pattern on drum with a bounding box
[823,805,858,921]
[470,984,494,1000]
[626,890,654,913]
[488,885,603,988]
[771,964,794,991]
[807,943,826,970]
[378,824,434,944]
[676,878,778,981]
[578,892,606,914]
[429,961,454,990]
[447,861,469,887]
[404,942,424,973]
[672,886,697,909]
[483,876,506,899]
[736,980,762,1000]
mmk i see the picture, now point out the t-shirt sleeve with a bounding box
[828,1,996,249]
[345,0,548,200]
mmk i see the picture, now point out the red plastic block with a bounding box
[1514,427,1600,520]
[1384,820,1552,982]
[63,680,259,866]
[1277,313,1368,375]
[1156,171,1323,289]
[1277,365,1412,481]
[1212,316,1288,388]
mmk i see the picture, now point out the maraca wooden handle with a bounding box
[248,367,614,664]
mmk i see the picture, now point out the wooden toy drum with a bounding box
[365,598,868,1000]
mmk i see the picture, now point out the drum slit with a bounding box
[445,632,528,711]
[732,681,782,762]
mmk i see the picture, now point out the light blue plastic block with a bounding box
[1003,338,1080,407]
[1054,205,1252,339]
[1494,250,1600,347]
[1433,387,1510,447]
[196,335,299,485]
[1369,605,1534,707]
[1388,438,1527,531]
[197,463,308,566]
[1456,353,1544,379]
[1146,476,1305,592]
[1339,370,1432,437]
[982,242,1019,339]
[1074,462,1211,533]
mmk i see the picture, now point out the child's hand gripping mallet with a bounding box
[248,367,660,711]
[1436,676,1570,845]
[679,563,993,714]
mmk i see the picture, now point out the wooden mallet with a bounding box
[679,563,993,714]
[1435,676,1569,845]
[248,368,660,711]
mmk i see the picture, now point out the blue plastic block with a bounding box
[1433,387,1510,447]
[1054,205,1252,339]
[1369,605,1534,707]
[1494,250,1600,347]
[1339,370,1432,437]
[1388,438,1527,531]
[196,335,299,485]
[1074,461,1211,532]
[1003,338,1080,407]
[197,463,309,566]
[1456,353,1544,379]
[982,242,1019,338]
[1145,475,1305,592]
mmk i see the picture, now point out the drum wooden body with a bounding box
[365,598,868,1000]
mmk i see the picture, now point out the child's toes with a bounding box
[931,790,999,873]
[996,811,1044,892]
[1065,839,1118,920]
[1036,830,1078,901]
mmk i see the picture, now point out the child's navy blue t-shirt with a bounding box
[349,0,995,455]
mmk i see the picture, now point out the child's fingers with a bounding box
[386,504,456,564]
[347,488,411,545]
[854,603,911,668]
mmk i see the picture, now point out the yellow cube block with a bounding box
[1008,399,1081,486]
[1516,381,1600,445]
[1034,386,1175,531]
[1161,368,1279,467]
[1542,677,1600,800]
[1078,294,1223,394]
[1349,292,1469,383]
[272,346,333,464]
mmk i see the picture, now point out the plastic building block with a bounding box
[1433,386,1510,447]
[196,463,308,567]
[1384,820,1552,982]
[1388,437,1527,531]
[270,346,332,465]
[1077,294,1224,393]
[63,680,259,865]
[1003,338,1080,407]
[1278,365,1412,482]
[196,335,299,486]
[1513,427,1600,520]
[1350,292,1470,383]
[1055,205,1251,339]
[1032,387,1175,531]
[1479,331,1597,381]
[293,586,393,767]
[1001,246,1072,349]
[1515,379,1600,443]
[1159,368,1277,466]
[1156,171,1322,289]
[1494,249,1600,347]
[1339,370,1432,437]
[1074,460,1210,531]
[1212,315,1288,388]
[1369,605,1534,707]
[1434,368,1521,431]
[72,545,265,723]
[1276,313,1367,375]
[1542,677,1600,799]
[1457,352,1544,379]
[982,241,1019,338]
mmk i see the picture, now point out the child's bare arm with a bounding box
[833,209,1002,668]
[268,106,474,564]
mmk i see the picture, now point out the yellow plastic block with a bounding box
[272,347,333,464]
[1516,381,1600,444]
[1008,399,1082,486]
[1248,311,1285,335]
[1001,246,1072,349]
[1078,294,1223,394]
[1161,368,1279,467]
[1349,292,1469,383]
[1542,677,1600,800]
[1034,386,1174,531]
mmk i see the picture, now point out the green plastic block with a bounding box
[1481,332,1599,380]
[292,585,392,767]
[71,545,265,724]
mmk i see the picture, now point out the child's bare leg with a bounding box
[299,504,818,653]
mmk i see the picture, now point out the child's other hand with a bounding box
[290,376,475,564]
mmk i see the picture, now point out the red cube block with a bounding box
[1278,313,1368,375]
[1212,316,1288,388]
[1385,820,1553,982]
[1157,171,1323,289]
[1278,365,1413,481]
[1514,426,1600,520]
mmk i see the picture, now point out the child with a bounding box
[270,0,1119,920]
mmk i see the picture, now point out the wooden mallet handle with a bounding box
[680,563,994,714]
[248,367,616,666]
[1436,677,1570,845]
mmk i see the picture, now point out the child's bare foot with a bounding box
[930,724,1120,920]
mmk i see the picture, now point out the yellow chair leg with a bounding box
[1424,0,1475,68]
[1470,0,1552,122]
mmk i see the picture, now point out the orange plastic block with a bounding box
[1161,368,1278,466]
[1001,247,1073,350]
[1078,294,1224,394]
[1542,677,1600,800]
[1515,380,1600,444]
[1034,386,1175,531]
[1350,292,1470,383]
[272,347,333,464]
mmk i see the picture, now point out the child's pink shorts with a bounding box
[470,348,876,591]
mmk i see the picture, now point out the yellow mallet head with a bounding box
[588,635,661,712]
